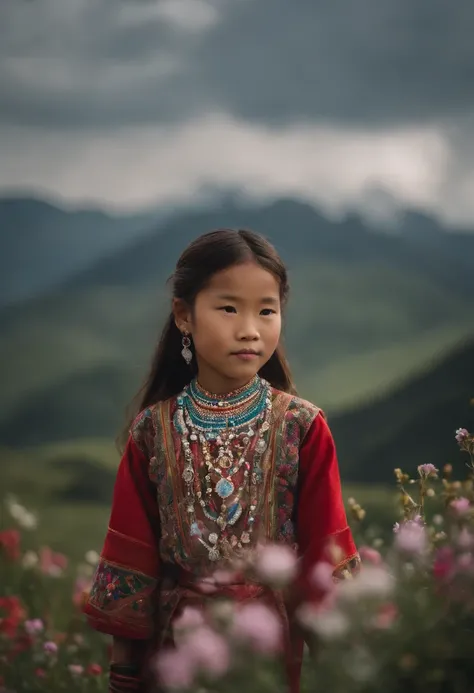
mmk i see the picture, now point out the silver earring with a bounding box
[181,332,193,365]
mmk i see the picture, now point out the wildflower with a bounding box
[39,547,68,577]
[73,577,92,608]
[337,566,394,601]
[231,603,282,654]
[455,428,470,444]
[450,497,471,515]
[0,596,26,638]
[311,562,335,592]
[35,668,47,678]
[155,648,195,689]
[68,664,84,676]
[43,641,58,655]
[22,550,39,568]
[24,619,44,636]
[358,546,383,566]
[417,464,438,478]
[301,606,350,641]
[432,514,443,526]
[6,499,37,530]
[394,521,427,555]
[173,606,205,635]
[255,544,297,586]
[85,550,100,565]
[86,664,103,676]
[373,603,398,630]
[182,625,231,677]
[0,529,21,561]
[433,546,455,582]
[457,527,473,549]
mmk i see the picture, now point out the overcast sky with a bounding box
[2,0,474,226]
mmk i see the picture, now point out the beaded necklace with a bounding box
[176,376,272,562]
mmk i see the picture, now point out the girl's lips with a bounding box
[232,352,259,361]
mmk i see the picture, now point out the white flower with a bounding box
[85,550,100,565]
[22,551,39,569]
[298,604,350,641]
[337,566,395,602]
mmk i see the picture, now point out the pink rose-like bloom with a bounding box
[155,648,195,689]
[451,497,471,516]
[173,606,205,633]
[43,641,58,654]
[68,664,84,676]
[183,626,230,678]
[255,544,297,586]
[433,546,455,582]
[394,522,427,555]
[39,547,68,577]
[311,562,335,592]
[358,546,383,566]
[457,528,473,550]
[455,428,470,444]
[24,619,44,636]
[417,463,438,478]
[231,603,282,655]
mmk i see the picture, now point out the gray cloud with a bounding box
[1,0,474,131]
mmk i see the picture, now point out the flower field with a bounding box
[1,427,474,693]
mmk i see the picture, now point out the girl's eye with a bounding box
[260,308,276,316]
[219,306,237,314]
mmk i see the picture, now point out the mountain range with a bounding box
[0,195,473,485]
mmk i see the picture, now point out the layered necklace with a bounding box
[176,375,272,562]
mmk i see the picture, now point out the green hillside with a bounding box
[0,198,473,448]
[331,338,474,483]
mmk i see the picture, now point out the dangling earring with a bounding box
[181,332,193,365]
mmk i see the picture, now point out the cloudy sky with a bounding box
[2,0,474,226]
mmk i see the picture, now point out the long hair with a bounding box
[123,228,295,443]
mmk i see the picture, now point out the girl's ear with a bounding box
[172,298,192,334]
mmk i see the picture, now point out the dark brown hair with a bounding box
[123,228,295,441]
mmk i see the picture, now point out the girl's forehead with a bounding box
[205,262,280,294]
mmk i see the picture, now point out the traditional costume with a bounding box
[84,376,359,691]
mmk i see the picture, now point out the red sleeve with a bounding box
[83,436,160,639]
[296,412,359,601]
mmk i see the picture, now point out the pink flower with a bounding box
[24,619,44,636]
[417,464,438,478]
[39,547,68,577]
[373,603,398,630]
[455,428,470,444]
[35,669,47,678]
[155,648,195,689]
[87,664,103,676]
[43,641,58,654]
[173,606,205,633]
[358,546,383,566]
[255,544,297,586]
[183,626,230,678]
[394,521,427,555]
[457,528,473,550]
[231,603,282,654]
[451,497,471,516]
[311,562,335,592]
[433,546,455,582]
[68,664,84,676]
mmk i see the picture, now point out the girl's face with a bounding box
[175,261,282,394]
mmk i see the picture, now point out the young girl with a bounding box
[84,228,359,693]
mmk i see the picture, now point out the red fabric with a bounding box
[83,437,161,639]
[296,412,357,599]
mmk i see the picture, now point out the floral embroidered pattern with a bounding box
[130,407,156,456]
[333,554,361,582]
[272,397,320,543]
[88,559,156,614]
